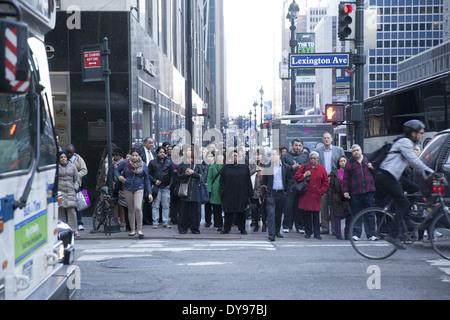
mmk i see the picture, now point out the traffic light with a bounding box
[325,104,346,123]
[338,3,353,41]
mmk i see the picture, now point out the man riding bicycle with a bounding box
[374,120,434,250]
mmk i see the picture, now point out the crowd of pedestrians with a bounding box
[56,119,435,246]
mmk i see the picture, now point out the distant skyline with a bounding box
[223,0,283,118]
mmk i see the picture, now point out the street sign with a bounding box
[290,53,351,69]
[81,44,103,82]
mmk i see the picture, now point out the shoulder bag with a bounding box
[178,164,195,198]
[292,165,309,195]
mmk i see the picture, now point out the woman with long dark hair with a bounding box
[115,147,153,238]
[58,151,80,236]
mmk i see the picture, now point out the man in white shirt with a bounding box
[141,137,156,225]
[142,137,155,166]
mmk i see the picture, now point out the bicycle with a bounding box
[349,174,450,260]
[92,186,117,234]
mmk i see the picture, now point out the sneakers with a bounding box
[385,235,407,250]
[352,235,360,241]
[77,225,84,231]
[75,231,81,238]
[368,236,379,241]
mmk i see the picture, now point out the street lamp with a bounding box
[249,109,252,136]
[253,100,258,132]
[259,86,264,130]
[287,0,299,115]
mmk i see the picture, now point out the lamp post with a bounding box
[249,109,252,137]
[259,86,264,130]
[253,100,258,132]
[287,0,299,115]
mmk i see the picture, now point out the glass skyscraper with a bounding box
[366,0,443,98]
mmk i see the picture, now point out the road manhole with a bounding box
[98,257,172,268]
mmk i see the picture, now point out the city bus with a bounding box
[0,0,77,300]
[364,71,450,153]
[271,114,334,152]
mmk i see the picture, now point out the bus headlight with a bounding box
[53,240,65,263]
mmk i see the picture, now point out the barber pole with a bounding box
[5,26,29,92]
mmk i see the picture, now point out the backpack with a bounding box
[367,143,400,171]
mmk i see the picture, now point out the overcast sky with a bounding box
[223,0,283,118]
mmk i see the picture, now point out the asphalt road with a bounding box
[71,236,450,301]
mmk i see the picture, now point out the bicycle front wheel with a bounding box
[349,207,397,260]
[429,211,450,260]
[92,198,104,231]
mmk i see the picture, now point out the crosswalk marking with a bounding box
[427,259,450,283]
[78,254,153,262]
[76,240,276,262]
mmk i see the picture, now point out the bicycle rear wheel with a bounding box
[349,207,397,260]
[429,211,450,260]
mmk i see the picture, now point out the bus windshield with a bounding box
[0,93,32,173]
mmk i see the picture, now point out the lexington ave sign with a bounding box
[290,53,351,68]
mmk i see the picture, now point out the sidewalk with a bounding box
[77,216,291,241]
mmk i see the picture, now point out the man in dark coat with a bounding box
[261,148,291,241]
[220,149,254,234]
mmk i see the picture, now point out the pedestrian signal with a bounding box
[325,104,345,123]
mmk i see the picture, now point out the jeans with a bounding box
[152,188,170,226]
[265,191,286,237]
[350,192,376,238]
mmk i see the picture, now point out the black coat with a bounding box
[148,157,174,190]
[327,169,350,217]
[177,162,203,203]
[220,164,253,213]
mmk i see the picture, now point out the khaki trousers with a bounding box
[59,207,77,231]
[124,189,144,233]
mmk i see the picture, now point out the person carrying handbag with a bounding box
[294,151,329,240]
[177,145,203,234]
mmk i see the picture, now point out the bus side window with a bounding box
[39,96,57,168]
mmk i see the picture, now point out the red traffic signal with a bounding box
[325,104,346,123]
[343,4,352,13]
[338,4,353,41]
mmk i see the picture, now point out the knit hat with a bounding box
[112,147,123,157]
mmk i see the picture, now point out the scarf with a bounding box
[127,158,144,175]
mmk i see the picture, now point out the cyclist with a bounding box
[374,120,434,250]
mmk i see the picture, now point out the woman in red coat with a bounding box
[294,151,329,239]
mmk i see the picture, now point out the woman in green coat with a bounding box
[207,150,225,231]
